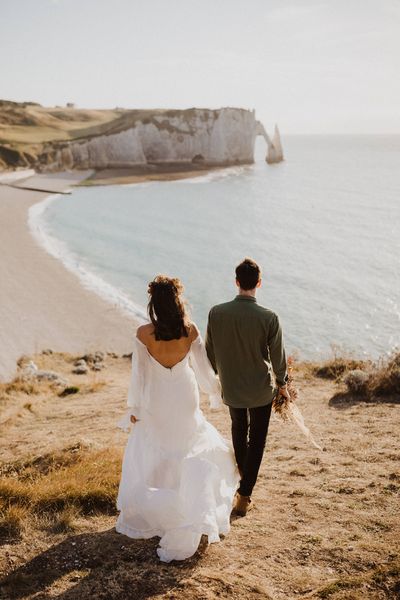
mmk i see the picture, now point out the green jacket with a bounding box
[205,295,287,408]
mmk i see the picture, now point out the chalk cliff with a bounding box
[39,108,272,170]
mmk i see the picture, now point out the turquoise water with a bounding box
[42,136,400,359]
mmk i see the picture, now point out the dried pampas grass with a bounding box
[273,358,322,451]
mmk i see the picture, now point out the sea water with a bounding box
[40,136,400,359]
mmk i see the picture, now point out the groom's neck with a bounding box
[238,288,257,298]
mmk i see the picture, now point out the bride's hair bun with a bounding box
[148,275,183,296]
[147,275,189,341]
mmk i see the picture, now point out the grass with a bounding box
[367,352,400,398]
[0,377,45,398]
[0,505,28,541]
[80,380,107,394]
[1,373,105,403]
[313,356,367,380]
[339,351,400,401]
[49,506,80,533]
[316,562,400,598]
[314,350,400,402]
[0,445,122,542]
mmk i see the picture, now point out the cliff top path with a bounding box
[0,352,399,600]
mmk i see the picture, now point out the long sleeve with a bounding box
[190,335,223,409]
[117,337,148,431]
[268,314,288,387]
[205,309,217,373]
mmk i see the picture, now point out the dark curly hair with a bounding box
[147,275,190,341]
[235,257,261,290]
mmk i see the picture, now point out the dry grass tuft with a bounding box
[315,561,400,599]
[0,445,122,540]
[0,378,44,397]
[49,506,80,533]
[0,372,62,401]
[0,443,87,479]
[338,351,400,402]
[0,505,28,541]
[313,356,367,380]
[367,352,400,398]
[80,380,107,394]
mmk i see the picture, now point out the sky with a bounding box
[1,0,399,133]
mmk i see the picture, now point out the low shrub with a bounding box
[343,369,369,394]
[343,351,400,400]
[313,357,366,380]
[367,352,400,397]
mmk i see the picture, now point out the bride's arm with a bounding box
[117,335,147,430]
[190,326,223,409]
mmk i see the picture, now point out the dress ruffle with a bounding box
[116,418,238,562]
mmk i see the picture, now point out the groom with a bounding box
[206,258,289,516]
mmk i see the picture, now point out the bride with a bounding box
[116,275,239,562]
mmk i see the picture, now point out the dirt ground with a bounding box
[0,352,399,599]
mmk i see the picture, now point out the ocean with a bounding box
[36,135,400,359]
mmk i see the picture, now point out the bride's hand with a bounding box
[130,415,139,424]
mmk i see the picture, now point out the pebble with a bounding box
[74,359,87,367]
[73,358,89,374]
[72,365,88,375]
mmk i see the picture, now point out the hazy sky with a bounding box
[1,0,399,133]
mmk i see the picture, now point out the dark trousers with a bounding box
[229,403,272,497]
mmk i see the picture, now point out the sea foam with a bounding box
[28,194,148,323]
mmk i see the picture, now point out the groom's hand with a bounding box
[278,385,290,400]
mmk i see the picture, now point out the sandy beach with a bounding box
[0,171,139,382]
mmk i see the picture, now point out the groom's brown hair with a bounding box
[235,258,261,290]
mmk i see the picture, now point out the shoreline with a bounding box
[78,164,237,186]
[0,165,233,382]
[0,171,142,382]
[28,193,148,324]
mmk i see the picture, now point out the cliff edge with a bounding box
[40,107,261,171]
[0,102,281,171]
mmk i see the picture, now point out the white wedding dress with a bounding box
[116,335,239,562]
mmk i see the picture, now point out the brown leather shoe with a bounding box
[233,493,254,517]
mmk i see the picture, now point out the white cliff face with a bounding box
[45,108,261,170]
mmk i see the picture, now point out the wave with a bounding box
[28,194,148,323]
[173,165,253,184]
[120,165,251,188]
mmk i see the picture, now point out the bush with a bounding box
[342,352,400,400]
[58,386,79,397]
[343,370,369,394]
[314,357,366,380]
[367,352,400,397]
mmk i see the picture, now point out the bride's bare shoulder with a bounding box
[188,322,200,342]
[136,323,154,343]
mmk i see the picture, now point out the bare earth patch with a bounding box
[0,353,399,599]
